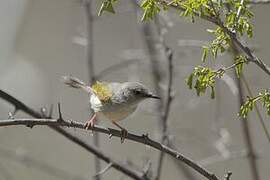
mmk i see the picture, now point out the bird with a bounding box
[62,75,160,143]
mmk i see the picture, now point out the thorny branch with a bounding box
[0,89,221,180]
[0,116,220,180]
[0,90,147,180]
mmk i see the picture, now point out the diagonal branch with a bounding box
[0,89,146,180]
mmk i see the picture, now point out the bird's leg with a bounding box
[84,113,97,130]
[112,121,128,143]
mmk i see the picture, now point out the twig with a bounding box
[241,75,270,142]
[223,172,232,180]
[84,0,101,179]
[93,163,113,177]
[0,146,86,180]
[0,90,146,180]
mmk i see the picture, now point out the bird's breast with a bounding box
[101,105,137,122]
[90,94,138,122]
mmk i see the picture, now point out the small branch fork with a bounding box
[0,89,221,180]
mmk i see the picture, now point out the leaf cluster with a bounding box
[239,90,270,118]
[186,66,225,99]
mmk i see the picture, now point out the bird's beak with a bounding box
[147,94,161,99]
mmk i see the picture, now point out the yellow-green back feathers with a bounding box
[92,81,113,102]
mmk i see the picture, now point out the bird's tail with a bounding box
[62,76,93,94]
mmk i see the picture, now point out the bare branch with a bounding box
[0,90,146,180]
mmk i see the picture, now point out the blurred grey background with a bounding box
[0,0,270,179]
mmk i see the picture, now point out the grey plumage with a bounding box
[62,76,160,122]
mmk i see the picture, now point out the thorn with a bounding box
[176,154,180,159]
[26,124,34,128]
[108,128,114,139]
[224,171,232,180]
[142,133,149,139]
[40,107,47,117]
[57,103,63,122]
[8,112,14,119]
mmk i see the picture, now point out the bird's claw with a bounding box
[120,129,128,143]
[84,113,97,130]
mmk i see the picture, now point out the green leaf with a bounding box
[234,55,247,78]
[141,0,160,21]
[186,73,194,89]
[210,86,215,99]
[98,0,116,16]
[201,46,209,62]
[187,66,223,98]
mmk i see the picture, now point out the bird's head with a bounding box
[121,82,160,104]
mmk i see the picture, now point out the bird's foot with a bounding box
[120,128,128,144]
[84,113,97,130]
